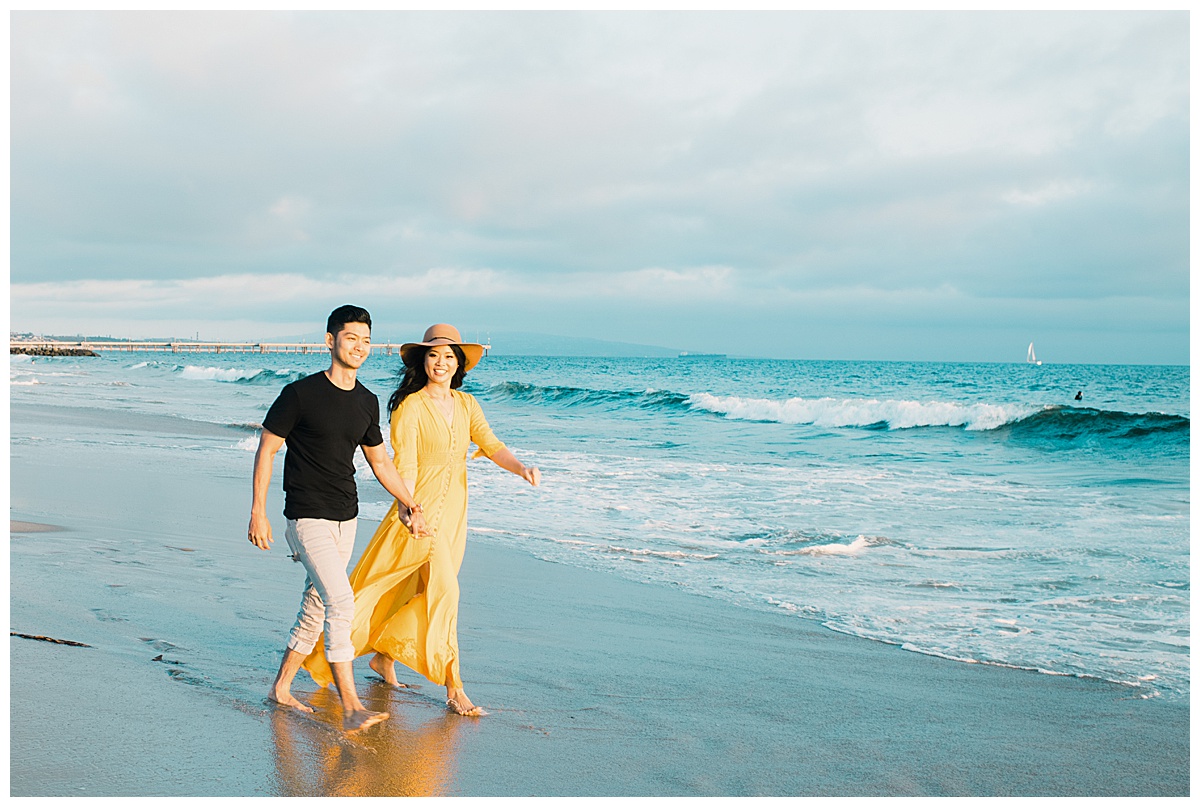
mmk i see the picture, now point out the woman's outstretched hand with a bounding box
[489,448,540,487]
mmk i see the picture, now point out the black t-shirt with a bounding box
[262,372,384,521]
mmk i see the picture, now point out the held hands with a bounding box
[408,506,431,538]
[247,512,273,550]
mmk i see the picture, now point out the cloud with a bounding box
[12,263,736,318]
[1001,180,1095,207]
[8,11,1189,362]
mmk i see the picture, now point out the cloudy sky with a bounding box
[9,11,1189,363]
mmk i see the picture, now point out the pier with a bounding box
[10,340,490,357]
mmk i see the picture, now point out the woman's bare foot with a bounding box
[343,708,389,734]
[267,688,314,713]
[369,653,410,688]
[446,687,486,716]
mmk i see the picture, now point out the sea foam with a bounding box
[181,365,264,383]
[797,536,873,556]
[688,393,1031,431]
[179,365,306,385]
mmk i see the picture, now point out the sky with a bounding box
[8,10,1190,363]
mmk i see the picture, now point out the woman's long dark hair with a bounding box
[388,344,467,414]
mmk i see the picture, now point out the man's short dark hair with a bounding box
[327,305,372,336]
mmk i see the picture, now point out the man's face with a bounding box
[327,321,372,370]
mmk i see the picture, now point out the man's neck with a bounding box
[325,364,357,390]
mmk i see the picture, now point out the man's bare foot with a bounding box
[267,690,314,713]
[369,652,409,688]
[446,687,487,717]
[343,708,389,734]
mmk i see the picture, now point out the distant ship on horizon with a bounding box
[678,351,727,359]
[1027,341,1042,366]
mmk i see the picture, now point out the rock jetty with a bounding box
[10,345,98,357]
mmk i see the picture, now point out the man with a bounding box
[247,304,428,734]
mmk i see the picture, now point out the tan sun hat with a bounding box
[400,324,485,372]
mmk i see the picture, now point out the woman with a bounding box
[303,324,539,716]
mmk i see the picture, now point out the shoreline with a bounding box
[9,403,1190,796]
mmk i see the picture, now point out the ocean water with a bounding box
[10,350,1190,699]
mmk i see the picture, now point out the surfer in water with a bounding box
[246,305,429,733]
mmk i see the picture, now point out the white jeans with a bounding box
[284,518,357,664]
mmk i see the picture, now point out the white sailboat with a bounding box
[1027,342,1042,366]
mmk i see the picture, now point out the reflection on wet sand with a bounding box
[10,520,66,533]
[269,680,470,796]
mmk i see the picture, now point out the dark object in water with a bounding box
[10,632,92,647]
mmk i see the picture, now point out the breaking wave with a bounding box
[483,380,692,411]
[480,381,1188,441]
[690,393,1027,430]
[177,365,308,385]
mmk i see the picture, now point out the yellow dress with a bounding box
[303,388,506,689]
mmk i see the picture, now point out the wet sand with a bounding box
[9,406,1190,796]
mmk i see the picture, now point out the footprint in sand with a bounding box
[141,640,223,692]
[89,608,128,623]
[140,637,181,653]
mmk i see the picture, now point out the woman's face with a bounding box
[425,344,459,384]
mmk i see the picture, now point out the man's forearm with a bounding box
[361,444,419,510]
[251,446,275,514]
[375,464,417,510]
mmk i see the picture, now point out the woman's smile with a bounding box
[425,345,459,382]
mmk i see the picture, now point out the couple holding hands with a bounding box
[247,305,539,732]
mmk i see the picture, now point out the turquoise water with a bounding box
[10,352,1189,698]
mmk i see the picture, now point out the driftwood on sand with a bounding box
[10,632,92,648]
